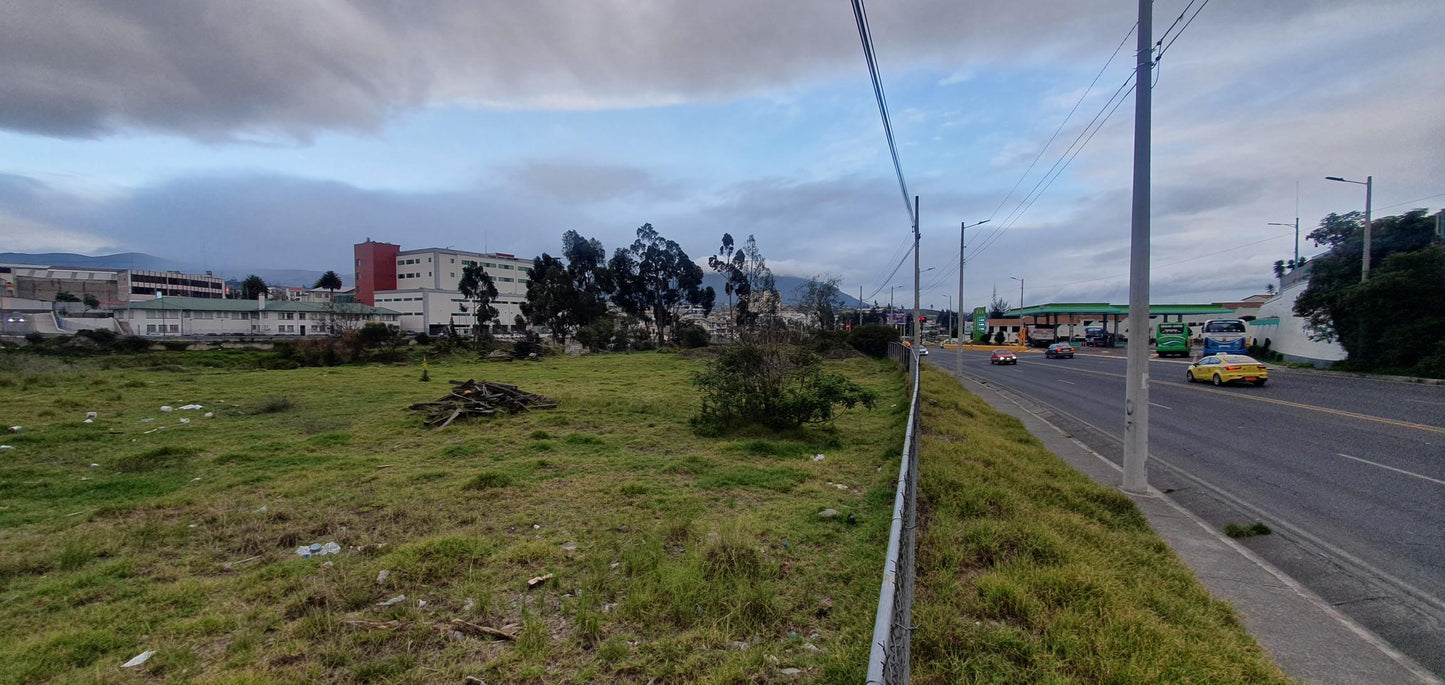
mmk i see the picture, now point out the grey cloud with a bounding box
[1,0,1296,141]
[502,161,682,204]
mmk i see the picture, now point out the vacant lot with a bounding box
[0,351,906,684]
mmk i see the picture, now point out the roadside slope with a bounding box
[909,365,1292,684]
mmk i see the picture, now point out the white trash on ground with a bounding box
[203,412,214,418]
[295,541,342,558]
[121,650,154,668]
[377,595,406,607]
[813,454,825,462]
[179,404,203,410]
[85,411,98,419]
[376,569,390,584]
[159,406,173,412]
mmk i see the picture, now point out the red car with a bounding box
[990,349,1017,365]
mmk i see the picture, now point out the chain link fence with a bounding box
[867,342,922,684]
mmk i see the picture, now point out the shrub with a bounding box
[161,341,192,352]
[414,332,431,345]
[994,330,1007,345]
[24,332,45,345]
[676,322,710,349]
[847,324,897,358]
[76,329,117,345]
[691,338,877,432]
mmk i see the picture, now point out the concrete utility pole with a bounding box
[912,196,921,348]
[1122,0,1153,494]
[956,220,988,378]
[858,286,863,327]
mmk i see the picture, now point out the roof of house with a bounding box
[113,297,399,316]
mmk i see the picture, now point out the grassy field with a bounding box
[909,364,1293,684]
[0,351,907,684]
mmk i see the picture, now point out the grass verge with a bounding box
[0,350,905,683]
[909,365,1294,684]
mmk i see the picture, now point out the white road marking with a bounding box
[1338,453,1445,487]
[1058,380,1075,385]
[1148,402,1171,410]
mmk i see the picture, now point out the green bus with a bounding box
[1155,322,1191,358]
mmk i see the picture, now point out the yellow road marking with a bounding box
[977,355,1445,436]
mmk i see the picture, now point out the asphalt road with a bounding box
[925,347,1445,677]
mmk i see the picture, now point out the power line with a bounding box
[863,242,915,303]
[1373,191,1445,212]
[971,73,1137,259]
[1154,0,1199,55]
[986,22,1137,225]
[850,0,914,226]
[1158,0,1211,60]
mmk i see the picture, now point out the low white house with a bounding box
[112,296,400,337]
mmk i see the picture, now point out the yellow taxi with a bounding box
[1186,354,1269,387]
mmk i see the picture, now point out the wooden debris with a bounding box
[526,572,554,589]
[451,619,521,640]
[341,619,520,642]
[409,379,557,429]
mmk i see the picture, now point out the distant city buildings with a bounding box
[0,264,223,305]
[111,296,400,337]
[353,239,532,335]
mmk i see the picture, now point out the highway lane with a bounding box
[925,347,1445,676]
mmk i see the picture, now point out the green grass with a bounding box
[910,365,1293,684]
[1224,522,1273,538]
[0,350,905,683]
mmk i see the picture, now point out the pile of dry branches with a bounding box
[409,379,557,429]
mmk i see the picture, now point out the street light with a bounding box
[1267,220,1300,266]
[1326,175,1373,282]
[957,219,989,377]
[1009,276,1024,311]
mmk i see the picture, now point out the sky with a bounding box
[1,0,1442,310]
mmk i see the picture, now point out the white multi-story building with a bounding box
[355,241,532,335]
[111,296,400,337]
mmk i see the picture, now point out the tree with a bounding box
[562,230,612,324]
[609,223,714,346]
[241,275,268,300]
[457,264,499,340]
[54,291,80,303]
[1295,209,1440,368]
[83,293,100,310]
[521,253,575,343]
[1266,283,1277,296]
[708,233,777,335]
[794,275,844,330]
[1273,260,1286,278]
[314,270,343,298]
[988,295,1011,319]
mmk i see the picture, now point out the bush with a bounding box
[676,322,710,349]
[414,332,431,345]
[847,324,897,358]
[993,330,1007,345]
[76,329,117,345]
[114,336,151,354]
[24,332,45,345]
[161,340,192,352]
[692,338,877,433]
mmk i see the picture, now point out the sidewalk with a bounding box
[947,370,1440,685]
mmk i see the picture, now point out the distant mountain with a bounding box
[0,251,185,272]
[0,252,351,288]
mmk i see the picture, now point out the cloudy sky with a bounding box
[2,0,1442,309]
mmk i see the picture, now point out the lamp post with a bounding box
[1009,276,1024,311]
[1326,175,1373,282]
[1268,219,1300,267]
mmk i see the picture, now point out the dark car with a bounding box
[1045,343,1075,359]
[990,349,1017,365]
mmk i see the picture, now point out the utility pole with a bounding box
[1362,176,1373,282]
[1122,0,1153,495]
[858,286,863,327]
[957,222,965,378]
[912,196,921,349]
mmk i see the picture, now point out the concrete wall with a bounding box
[1248,280,1346,367]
